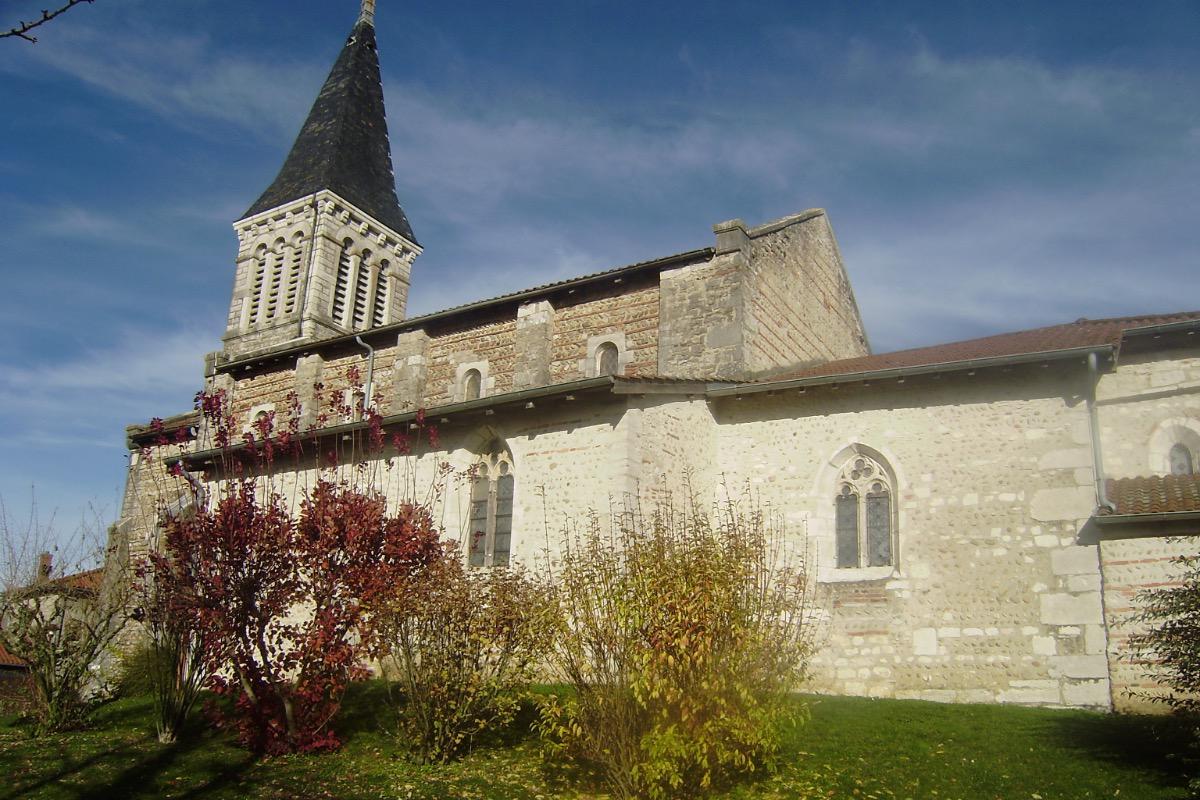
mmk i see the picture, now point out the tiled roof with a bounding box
[769,312,1200,383]
[243,18,416,242]
[1105,475,1200,516]
[0,643,24,669]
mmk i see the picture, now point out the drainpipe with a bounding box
[181,469,207,509]
[1086,351,1116,513]
[355,335,375,412]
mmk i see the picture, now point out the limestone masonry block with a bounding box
[1040,593,1103,626]
[1030,486,1094,522]
[1052,546,1099,576]
[913,628,939,656]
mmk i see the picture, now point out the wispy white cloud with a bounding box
[9,22,322,141]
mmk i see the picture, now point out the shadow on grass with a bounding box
[1049,711,1193,790]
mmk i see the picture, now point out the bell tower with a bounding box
[222,1,420,360]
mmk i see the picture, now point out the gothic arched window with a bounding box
[596,341,620,376]
[462,369,482,401]
[468,445,514,567]
[834,453,894,569]
[1170,443,1195,476]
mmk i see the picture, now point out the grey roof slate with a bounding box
[242,18,416,243]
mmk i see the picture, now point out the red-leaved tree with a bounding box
[146,380,443,754]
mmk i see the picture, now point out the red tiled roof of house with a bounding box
[0,643,25,669]
[54,568,102,594]
[769,311,1200,383]
[1105,474,1200,516]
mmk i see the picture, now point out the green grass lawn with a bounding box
[0,684,1191,799]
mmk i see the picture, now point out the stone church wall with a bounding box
[550,284,660,383]
[710,365,1109,708]
[742,211,869,373]
[1096,346,1200,479]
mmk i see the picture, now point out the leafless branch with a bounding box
[2,0,94,44]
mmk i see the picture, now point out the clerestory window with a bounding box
[468,446,514,567]
[1170,443,1195,475]
[462,369,482,401]
[596,341,620,376]
[834,454,894,569]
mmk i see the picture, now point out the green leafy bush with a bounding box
[380,549,555,763]
[538,499,816,799]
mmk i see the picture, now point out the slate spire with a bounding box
[243,4,416,243]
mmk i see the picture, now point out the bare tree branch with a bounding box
[2,0,94,44]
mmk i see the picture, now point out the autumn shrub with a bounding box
[134,384,445,755]
[538,499,816,799]
[157,477,440,754]
[1128,545,1200,791]
[380,550,555,763]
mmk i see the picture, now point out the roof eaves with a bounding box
[708,344,1116,398]
[176,376,617,469]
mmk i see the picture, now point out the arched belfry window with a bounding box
[1170,443,1195,475]
[596,341,620,376]
[372,260,390,327]
[462,369,482,401]
[331,239,354,325]
[468,444,514,568]
[834,453,894,569]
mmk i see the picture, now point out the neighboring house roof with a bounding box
[0,643,24,669]
[767,312,1200,384]
[242,17,416,243]
[1104,475,1200,516]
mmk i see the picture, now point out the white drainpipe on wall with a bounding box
[355,335,375,412]
[1086,351,1116,513]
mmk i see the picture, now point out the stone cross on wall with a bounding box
[359,0,376,25]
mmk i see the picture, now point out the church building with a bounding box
[119,3,1200,712]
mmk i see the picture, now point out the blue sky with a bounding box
[0,0,1197,537]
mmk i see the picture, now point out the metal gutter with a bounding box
[1119,318,1200,338]
[1094,510,1200,526]
[707,344,1115,398]
[216,248,714,375]
[173,376,616,468]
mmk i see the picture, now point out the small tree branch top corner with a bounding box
[3,0,95,44]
